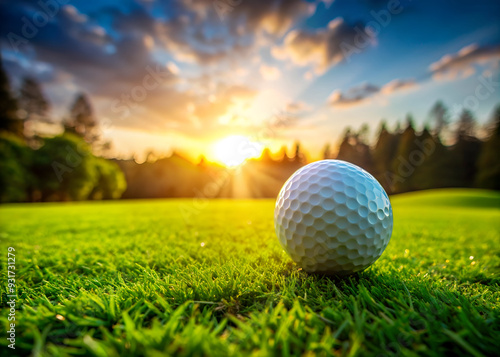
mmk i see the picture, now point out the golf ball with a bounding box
[274,160,393,275]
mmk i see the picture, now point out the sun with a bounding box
[212,135,263,167]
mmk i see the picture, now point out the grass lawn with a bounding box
[1,188,499,356]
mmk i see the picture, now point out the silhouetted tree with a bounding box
[0,57,22,137]
[475,106,500,189]
[410,126,442,190]
[354,124,373,171]
[429,100,449,138]
[390,115,419,192]
[372,121,400,192]
[451,109,481,186]
[64,93,99,144]
[455,109,476,141]
[19,77,50,120]
[336,126,373,173]
[322,144,332,159]
[19,77,50,139]
[278,146,290,162]
[336,128,355,162]
[358,123,370,143]
[394,121,402,134]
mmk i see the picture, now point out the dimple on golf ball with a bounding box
[274,160,393,275]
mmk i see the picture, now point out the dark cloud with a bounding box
[272,18,374,73]
[0,0,372,134]
[329,83,379,107]
[0,2,179,93]
[106,3,254,66]
[329,79,416,107]
[155,17,253,65]
[1,55,58,85]
[112,4,158,36]
[1,3,112,52]
[182,0,312,37]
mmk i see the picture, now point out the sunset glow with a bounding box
[212,135,264,167]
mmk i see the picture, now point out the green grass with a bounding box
[1,188,499,356]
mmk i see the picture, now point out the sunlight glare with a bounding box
[212,135,263,167]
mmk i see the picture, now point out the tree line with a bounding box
[0,58,126,203]
[117,102,500,200]
[1,53,499,201]
[330,103,500,194]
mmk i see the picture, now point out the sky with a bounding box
[1,0,500,162]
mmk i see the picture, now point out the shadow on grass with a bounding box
[275,263,409,301]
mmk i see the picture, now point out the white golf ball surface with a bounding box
[274,160,393,275]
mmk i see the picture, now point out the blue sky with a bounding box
[1,0,499,160]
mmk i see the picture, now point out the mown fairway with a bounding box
[1,189,499,356]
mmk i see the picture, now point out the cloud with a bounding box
[183,0,313,37]
[329,83,379,107]
[0,1,260,135]
[380,79,417,94]
[153,0,316,66]
[189,84,258,128]
[329,79,416,108]
[0,0,316,138]
[112,4,158,36]
[285,100,312,113]
[260,64,281,80]
[110,7,251,66]
[243,0,314,36]
[430,43,500,80]
[272,18,374,73]
[0,3,150,90]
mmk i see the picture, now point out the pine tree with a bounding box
[429,100,449,139]
[372,121,400,192]
[455,109,476,141]
[335,126,374,172]
[410,126,441,190]
[475,106,500,189]
[451,109,481,186]
[64,93,99,143]
[389,115,419,193]
[358,123,370,143]
[19,77,50,139]
[353,124,373,172]
[336,128,355,162]
[278,146,290,162]
[19,77,50,120]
